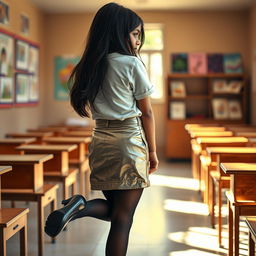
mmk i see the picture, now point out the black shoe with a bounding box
[45,194,87,237]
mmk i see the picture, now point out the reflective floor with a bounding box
[5,160,249,256]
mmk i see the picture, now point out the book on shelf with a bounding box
[212,98,229,119]
[207,54,224,73]
[228,100,242,119]
[212,98,243,120]
[223,53,243,74]
[169,102,186,119]
[171,53,188,73]
[188,53,207,74]
[226,80,243,94]
[170,81,186,97]
[212,79,228,93]
[212,79,243,94]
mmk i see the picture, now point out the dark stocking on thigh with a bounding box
[103,189,144,256]
[71,198,112,221]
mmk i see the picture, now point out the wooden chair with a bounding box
[16,144,78,201]
[61,130,92,138]
[0,155,58,256]
[208,151,256,247]
[0,166,29,256]
[245,217,256,256]
[43,136,91,197]
[221,163,256,256]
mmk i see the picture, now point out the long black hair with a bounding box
[69,2,145,117]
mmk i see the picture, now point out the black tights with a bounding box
[71,189,143,256]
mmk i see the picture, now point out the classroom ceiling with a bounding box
[30,0,254,13]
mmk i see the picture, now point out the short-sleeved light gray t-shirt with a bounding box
[91,52,154,120]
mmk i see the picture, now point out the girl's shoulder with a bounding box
[108,52,143,69]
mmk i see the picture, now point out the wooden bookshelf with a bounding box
[166,73,249,159]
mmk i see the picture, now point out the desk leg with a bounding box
[234,206,240,256]
[0,228,6,256]
[218,181,222,247]
[248,232,255,256]
[79,165,85,197]
[37,197,44,256]
[228,200,233,256]
[20,223,28,256]
[51,197,57,244]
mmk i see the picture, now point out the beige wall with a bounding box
[250,3,256,124]
[0,0,45,137]
[43,10,250,154]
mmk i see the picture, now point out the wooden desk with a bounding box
[62,131,92,137]
[27,127,68,136]
[205,148,256,246]
[228,127,256,133]
[16,144,78,200]
[235,132,256,138]
[245,218,256,256]
[43,137,92,197]
[190,131,233,139]
[221,163,256,256]
[0,138,36,154]
[0,167,29,256]
[6,132,53,144]
[193,136,248,188]
[0,158,58,256]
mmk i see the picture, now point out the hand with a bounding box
[149,151,159,174]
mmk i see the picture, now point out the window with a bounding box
[140,24,164,102]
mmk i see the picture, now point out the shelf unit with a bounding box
[165,73,249,159]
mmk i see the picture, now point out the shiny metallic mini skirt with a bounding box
[89,117,150,190]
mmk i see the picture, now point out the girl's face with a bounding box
[129,24,141,52]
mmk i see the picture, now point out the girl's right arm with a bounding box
[137,96,159,174]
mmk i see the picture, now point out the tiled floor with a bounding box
[4,160,249,255]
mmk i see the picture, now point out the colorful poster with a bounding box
[54,56,79,100]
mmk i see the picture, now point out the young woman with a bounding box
[45,3,158,256]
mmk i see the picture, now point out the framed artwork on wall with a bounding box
[0,76,13,106]
[15,73,29,103]
[54,56,80,100]
[0,1,9,26]
[29,75,39,102]
[0,29,14,76]
[16,39,29,71]
[28,45,39,74]
[20,13,29,36]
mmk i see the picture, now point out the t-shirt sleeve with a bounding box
[132,58,154,100]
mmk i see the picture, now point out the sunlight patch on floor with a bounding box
[168,230,227,255]
[149,174,199,191]
[164,199,209,216]
[169,249,224,256]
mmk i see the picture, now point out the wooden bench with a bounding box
[43,137,91,197]
[0,157,58,256]
[221,163,256,256]
[6,132,53,144]
[16,144,78,201]
[205,149,256,247]
[0,166,29,256]
[0,138,36,154]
